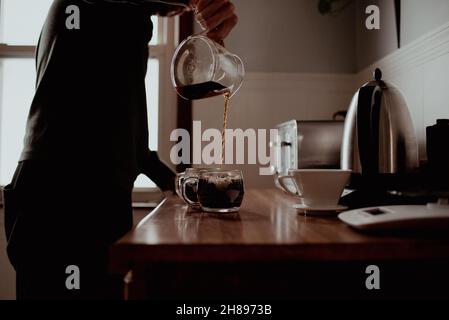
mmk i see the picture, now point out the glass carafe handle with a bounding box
[230,54,245,98]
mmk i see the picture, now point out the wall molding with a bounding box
[357,21,449,82]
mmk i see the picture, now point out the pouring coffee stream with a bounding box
[171,35,245,212]
[171,35,244,165]
[221,93,231,163]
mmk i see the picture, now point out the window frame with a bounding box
[0,5,180,204]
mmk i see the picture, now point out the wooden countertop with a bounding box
[110,189,449,273]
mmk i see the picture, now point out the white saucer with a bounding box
[293,204,348,214]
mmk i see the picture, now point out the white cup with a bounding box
[278,169,351,207]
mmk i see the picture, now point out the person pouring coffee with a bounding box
[3,0,238,300]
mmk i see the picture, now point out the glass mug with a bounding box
[171,35,245,100]
[182,169,245,213]
[176,167,221,209]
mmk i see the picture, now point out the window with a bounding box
[0,0,175,189]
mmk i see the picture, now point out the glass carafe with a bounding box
[171,35,245,100]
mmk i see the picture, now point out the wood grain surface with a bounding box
[110,189,449,273]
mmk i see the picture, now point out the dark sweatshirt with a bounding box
[20,0,188,190]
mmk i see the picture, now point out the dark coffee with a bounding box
[176,81,229,100]
[197,176,244,212]
[184,181,198,203]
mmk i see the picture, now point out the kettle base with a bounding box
[346,172,427,191]
[339,189,436,210]
[341,171,449,209]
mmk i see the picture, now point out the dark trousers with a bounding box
[3,160,133,300]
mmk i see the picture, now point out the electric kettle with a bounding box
[341,68,419,189]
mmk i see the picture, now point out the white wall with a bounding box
[402,0,449,46]
[355,0,449,70]
[356,0,398,70]
[211,0,357,73]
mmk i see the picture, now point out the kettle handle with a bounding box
[356,85,382,176]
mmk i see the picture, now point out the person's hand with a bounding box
[191,0,238,44]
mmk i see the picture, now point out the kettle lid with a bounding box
[374,68,382,81]
[364,68,387,88]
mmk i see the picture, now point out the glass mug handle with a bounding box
[181,176,200,207]
[278,176,302,198]
[175,172,186,199]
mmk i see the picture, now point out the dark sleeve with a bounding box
[84,0,191,16]
[137,0,192,16]
[140,149,177,192]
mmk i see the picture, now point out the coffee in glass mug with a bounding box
[182,169,245,213]
[198,170,245,213]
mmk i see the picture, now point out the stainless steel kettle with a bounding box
[341,68,419,188]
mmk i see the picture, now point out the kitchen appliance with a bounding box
[338,200,449,231]
[274,120,344,190]
[341,68,419,190]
